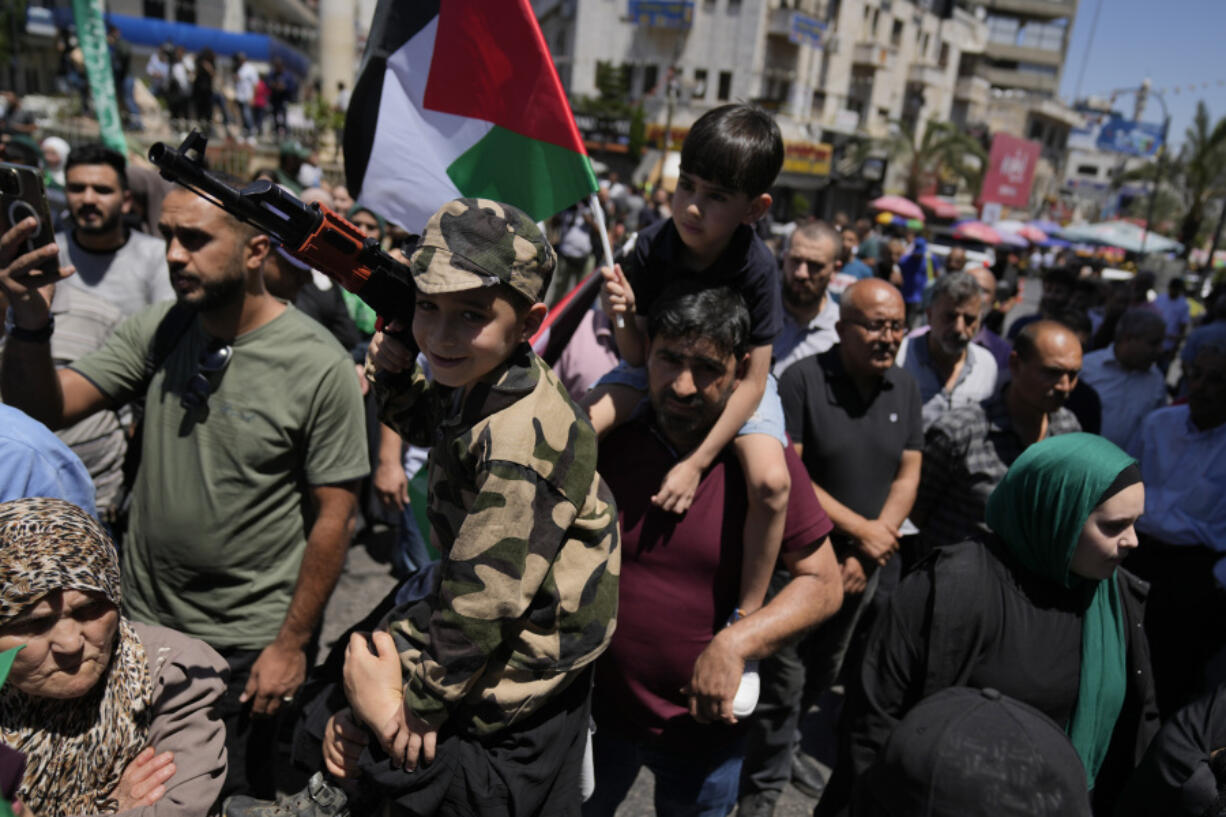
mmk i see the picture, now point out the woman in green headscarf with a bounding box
[824,433,1159,816]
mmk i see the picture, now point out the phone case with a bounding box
[0,161,59,278]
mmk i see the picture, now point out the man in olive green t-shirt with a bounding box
[0,186,369,800]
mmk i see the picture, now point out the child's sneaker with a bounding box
[224,772,349,817]
[726,609,760,718]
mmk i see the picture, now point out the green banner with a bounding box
[71,0,126,154]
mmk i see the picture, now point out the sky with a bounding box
[1060,0,1226,148]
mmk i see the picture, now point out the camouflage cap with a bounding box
[409,198,556,305]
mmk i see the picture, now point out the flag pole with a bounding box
[588,192,625,329]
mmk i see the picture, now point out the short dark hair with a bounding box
[680,104,783,198]
[65,143,128,191]
[648,283,751,360]
[1169,277,1186,295]
[1055,309,1092,338]
[1041,266,1078,291]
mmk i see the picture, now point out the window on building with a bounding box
[921,33,931,58]
[891,19,904,47]
[1017,62,1059,76]
[173,0,195,23]
[694,68,708,99]
[1077,164,1099,178]
[1028,120,1045,141]
[986,16,1019,45]
[1018,21,1066,52]
[939,42,950,68]
[143,0,166,19]
[642,64,659,96]
[871,8,880,38]
[718,70,733,101]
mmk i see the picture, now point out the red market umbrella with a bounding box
[869,195,925,222]
[952,220,1002,245]
[918,195,960,220]
[995,219,1048,244]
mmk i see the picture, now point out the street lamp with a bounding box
[1139,88,1170,255]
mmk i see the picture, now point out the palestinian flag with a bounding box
[344,0,599,234]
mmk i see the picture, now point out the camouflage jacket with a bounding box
[372,343,620,734]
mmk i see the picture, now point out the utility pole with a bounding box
[1138,82,1169,256]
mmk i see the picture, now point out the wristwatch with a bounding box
[4,310,54,343]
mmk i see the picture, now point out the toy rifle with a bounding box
[148,131,415,330]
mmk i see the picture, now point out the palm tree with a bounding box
[865,120,988,201]
[1116,101,1226,255]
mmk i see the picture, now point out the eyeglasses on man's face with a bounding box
[181,342,233,410]
[846,318,906,337]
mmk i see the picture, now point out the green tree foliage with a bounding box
[868,119,988,201]
[1117,101,1226,256]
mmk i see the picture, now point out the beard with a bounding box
[173,253,247,313]
[783,279,827,311]
[72,205,123,236]
[650,387,727,450]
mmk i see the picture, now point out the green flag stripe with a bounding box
[446,125,598,223]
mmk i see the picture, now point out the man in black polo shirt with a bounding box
[738,279,923,817]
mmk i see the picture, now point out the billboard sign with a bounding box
[1095,115,1165,158]
[628,1,694,28]
[981,133,1041,209]
[789,13,826,49]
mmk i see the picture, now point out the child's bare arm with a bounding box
[654,344,772,513]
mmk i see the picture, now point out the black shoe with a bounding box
[224,772,350,817]
[737,792,777,817]
[790,751,827,800]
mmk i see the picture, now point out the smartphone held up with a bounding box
[0,162,59,279]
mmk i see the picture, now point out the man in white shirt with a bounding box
[1080,307,1167,449]
[233,52,260,137]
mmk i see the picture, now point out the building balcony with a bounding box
[852,41,897,71]
[984,41,1064,66]
[954,75,991,106]
[983,65,1059,94]
[978,0,1076,21]
[907,63,948,87]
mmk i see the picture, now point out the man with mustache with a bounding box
[587,284,842,817]
[739,279,923,816]
[772,221,841,376]
[894,271,998,430]
[912,320,1082,557]
[55,143,173,319]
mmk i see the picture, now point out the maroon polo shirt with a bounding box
[594,419,833,750]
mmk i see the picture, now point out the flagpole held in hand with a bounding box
[588,192,624,329]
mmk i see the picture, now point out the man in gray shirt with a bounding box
[895,271,998,430]
[57,143,173,318]
[772,220,840,377]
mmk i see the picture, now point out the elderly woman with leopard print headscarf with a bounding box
[0,497,228,816]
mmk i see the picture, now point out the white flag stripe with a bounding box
[358,14,494,232]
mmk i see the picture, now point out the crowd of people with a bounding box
[45,23,345,146]
[0,97,1225,817]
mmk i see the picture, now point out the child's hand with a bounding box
[652,458,701,514]
[323,708,369,779]
[384,704,438,772]
[368,321,415,373]
[599,264,635,319]
[342,631,405,738]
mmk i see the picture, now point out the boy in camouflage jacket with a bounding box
[229,199,620,817]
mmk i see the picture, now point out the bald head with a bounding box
[841,278,904,322]
[1009,320,1083,415]
[968,266,997,317]
[838,279,906,377]
[947,247,967,272]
